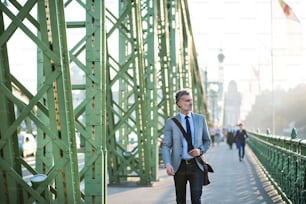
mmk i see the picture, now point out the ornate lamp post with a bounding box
[204,49,225,125]
[217,49,225,126]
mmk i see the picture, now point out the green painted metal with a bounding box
[247,130,306,204]
[1,0,81,203]
[156,0,172,129]
[105,0,209,186]
[83,0,107,202]
[106,0,151,185]
[139,0,159,181]
[0,4,23,203]
[3,2,306,204]
[1,0,209,203]
[165,0,208,116]
[181,0,207,115]
[35,4,56,200]
[57,0,108,202]
[168,0,182,109]
[35,0,81,203]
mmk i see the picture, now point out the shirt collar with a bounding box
[179,112,192,119]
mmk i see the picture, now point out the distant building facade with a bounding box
[224,80,241,127]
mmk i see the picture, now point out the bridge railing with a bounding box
[247,130,306,204]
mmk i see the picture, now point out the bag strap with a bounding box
[172,117,210,167]
[171,117,194,152]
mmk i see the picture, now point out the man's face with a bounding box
[178,94,193,113]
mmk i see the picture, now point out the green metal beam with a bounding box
[59,0,108,203]
[34,0,81,203]
[0,3,23,203]
[139,0,159,181]
[164,0,208,116]
[1,0,81,203]
[168,0,181,114]
[181,0,208,115]
[106,0,151,186]
[83,0,107,203]
[156,0,172,134]
[1,1,209,203]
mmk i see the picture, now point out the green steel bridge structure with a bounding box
[1,1,305,204]
[247,130,306,204]
[1,0,207,203]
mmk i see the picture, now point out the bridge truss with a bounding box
[0,0,208,203]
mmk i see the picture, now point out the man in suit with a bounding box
[162,90,211,204]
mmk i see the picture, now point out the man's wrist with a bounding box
[199,149,204,156]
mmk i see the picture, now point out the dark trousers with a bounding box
[174,159,204,204]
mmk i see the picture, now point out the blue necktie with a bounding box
[185,115,192,151]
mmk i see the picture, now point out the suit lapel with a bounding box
[173,114,184,146]
[174,113,182,133]
[191,113,198,145]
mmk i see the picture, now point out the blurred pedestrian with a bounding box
[226,128,235,149]
[235,123,248,161]
[209,125,216,147]
[216,127,223,145]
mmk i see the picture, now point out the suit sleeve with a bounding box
[162,119,173,165]
[200,116,211,153]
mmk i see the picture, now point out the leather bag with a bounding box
[171,117,214,186]
[198,155,214,185]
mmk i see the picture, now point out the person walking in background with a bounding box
[226,128,235,149]
[162,89,211,204]
[235,123,248,161]
[209,124,216,147]
[216,126,223,145]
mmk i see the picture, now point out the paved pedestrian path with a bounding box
[108,142,285,204]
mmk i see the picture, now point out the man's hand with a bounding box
[165,164,175,176]
[188,148,202,157]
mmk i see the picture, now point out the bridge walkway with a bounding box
[108,142,286,204]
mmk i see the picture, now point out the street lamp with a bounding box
[217,49,225,63]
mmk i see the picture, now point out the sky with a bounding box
[4,0,306,120]
[188,0,306,120]
[188,0,306,92]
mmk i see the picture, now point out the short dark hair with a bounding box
[175,90,190,104]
